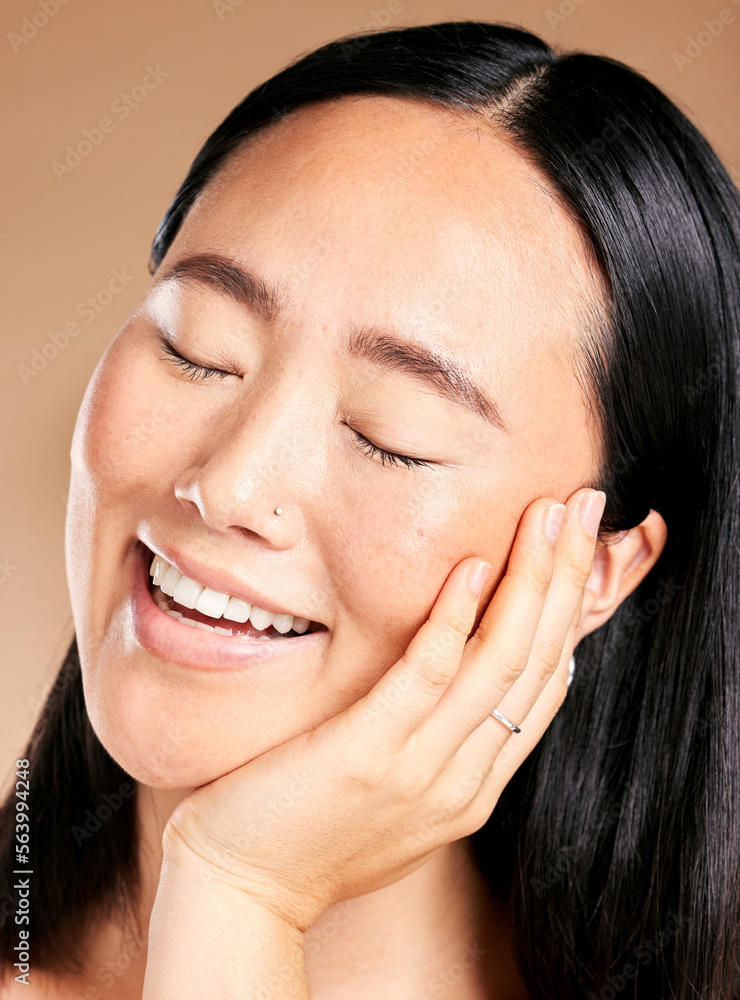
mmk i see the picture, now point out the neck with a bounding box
[303,834,528,1000]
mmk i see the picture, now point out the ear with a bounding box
[574,508,668,645]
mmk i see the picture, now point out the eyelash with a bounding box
[158,337,235,380]
[159,337,432,470]
[349,429,432,470]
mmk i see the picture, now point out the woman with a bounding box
[1,19,738,999]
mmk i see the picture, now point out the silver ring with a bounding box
[490,655,576,734]
[490,708,521,734]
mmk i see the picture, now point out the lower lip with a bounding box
[129,541,330,672]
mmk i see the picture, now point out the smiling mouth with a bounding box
[146,550,328,640]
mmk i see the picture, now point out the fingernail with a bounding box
[544,504,567,545]
[467,561,491,597]
[580,491,606,538]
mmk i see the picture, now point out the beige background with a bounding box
[1,0,738,785]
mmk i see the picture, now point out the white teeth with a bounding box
[272,613,294,634]
[223,596,251,623]
[248,606,274,631]
[195,587,230,618]
[172,575,204,610]
[151,555,169,587]
[160,566,182,597]
[147,551,321,633]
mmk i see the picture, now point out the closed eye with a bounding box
[158,336,237,381]
[158,335,432,470]
[349,428,433,470]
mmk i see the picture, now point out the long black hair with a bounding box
[2,20,738,998]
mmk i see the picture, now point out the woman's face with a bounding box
[66,95,602,788]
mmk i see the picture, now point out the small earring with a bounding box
[567,654,576,688]
[274,507,283,515]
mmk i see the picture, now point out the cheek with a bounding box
[79,341,182,502]
[326,467,523,669]
[66,335,168,652]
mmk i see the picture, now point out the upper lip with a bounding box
[140,538,326,626]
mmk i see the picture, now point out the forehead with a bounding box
[177,93,601,348]
[163,95,602,470]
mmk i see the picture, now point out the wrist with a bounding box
[160,820,323,933]
[145,841,310,999]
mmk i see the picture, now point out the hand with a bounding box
[161,487,606,931]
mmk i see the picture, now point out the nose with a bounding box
[174,383,315,546]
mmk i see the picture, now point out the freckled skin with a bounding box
[66,94,600,792]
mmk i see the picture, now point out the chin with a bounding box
[80,666,267,790]
[88,720,237,790]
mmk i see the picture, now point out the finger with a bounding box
[478,488,603,745]
[436,488,602,793]
[447,585,582,802]
[488,597,582,782]
[346,554,491,752]
[411,495,566,765]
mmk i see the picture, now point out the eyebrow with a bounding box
[158,252,507,431]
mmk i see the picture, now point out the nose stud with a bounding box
[274,507,282,515]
